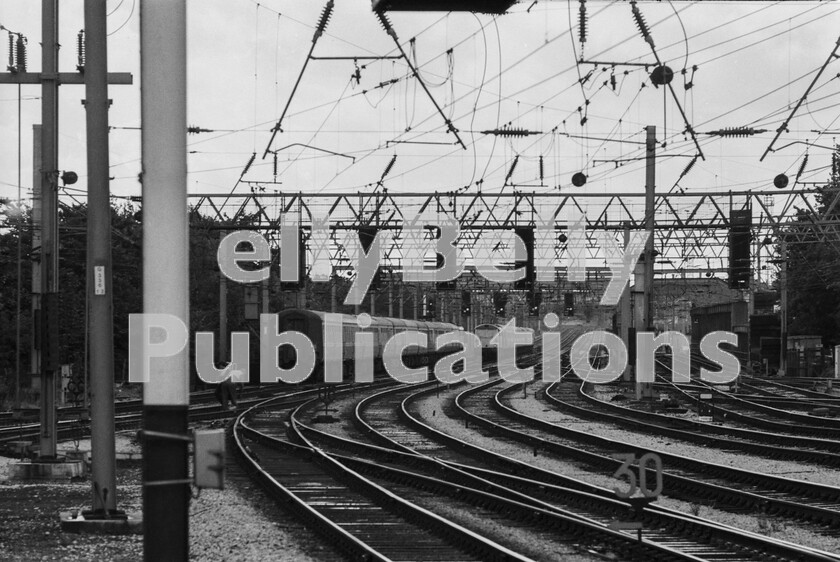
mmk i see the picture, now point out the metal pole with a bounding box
[30,125,41,381]
[620,223,632,381]
[84,0,118,515]
[15,81,22,408]
[262,277,269,315]
[219,232,228,363]
[756,226,762,288]
[644,126,656,331]
[141,1,189,559]
[39,0,60,460]
[779,238,787,376]
[388,280,393,317]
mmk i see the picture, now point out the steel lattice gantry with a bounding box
[187,188,840,281]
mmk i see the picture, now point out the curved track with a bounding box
[234,385,540,562]
[351,382,837,561]
[455,379,840,530]
[567,380,840,465]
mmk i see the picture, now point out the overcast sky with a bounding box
[1,1,838,227]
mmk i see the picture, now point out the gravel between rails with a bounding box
[306,387,608,562]
[365,476,604,562]
[521,382,840,486]
[411,384,840,555]
[589,383,836,436]
[0,423,337,562]
[296,389,373,442]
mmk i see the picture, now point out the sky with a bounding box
[1,1,839,254]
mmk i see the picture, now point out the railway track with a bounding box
[0,384,359,451]
[738,378,840,402]
[287,385,725,561]
[728,380,840,415]
[745,378,840,399]
[576,378,840,458]
[567,380,840,464]
[700,387,840,433]
[658,378,840,439]
[668,355,840,435]
[720,390,840,414]
[235,387,535,562]
[341,382,839,561]
[457,379,840,530]
[0,386,249,428]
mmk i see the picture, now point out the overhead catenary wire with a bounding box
[107,0,135,37]
[374,10,466,150]
[286,0,645,194]
[263,0,335,158]
[260,10,490,195]
[108,1,836,223]
[26,1,820,207]
[628,0,704,160]
[760,34,840,161]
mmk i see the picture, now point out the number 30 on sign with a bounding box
[612,452,663,499]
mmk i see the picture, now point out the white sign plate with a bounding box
[94,266,106,295]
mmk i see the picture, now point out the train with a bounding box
[275,309,463,382]
[474,323,536,364]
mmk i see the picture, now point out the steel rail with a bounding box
[456,380,840,528]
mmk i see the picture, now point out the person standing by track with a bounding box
[214,362,241,410]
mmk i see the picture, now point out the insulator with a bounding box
[241,152,256,178]
[539,156,544,183]
[16,35,26,72]
[77,30,85,71]
[273,152,278,180]
[7,34,14,71]
[795,154,809,183]
[678,155,698,181]
[481,127,539,137]
[504,155,519,184]
[312,1,334,42]
[578,0,587,45]
[480,127,539,137]
[381,154,397,180]
[631,2,654,47]
[375,10,398,41]
[706,127,767,137]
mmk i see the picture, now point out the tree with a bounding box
[782,148,840,347]
[0,201,230,397]
[0,203,33,402]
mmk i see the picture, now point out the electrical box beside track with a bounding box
[698,393,714,422]
[194,429,226,489]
